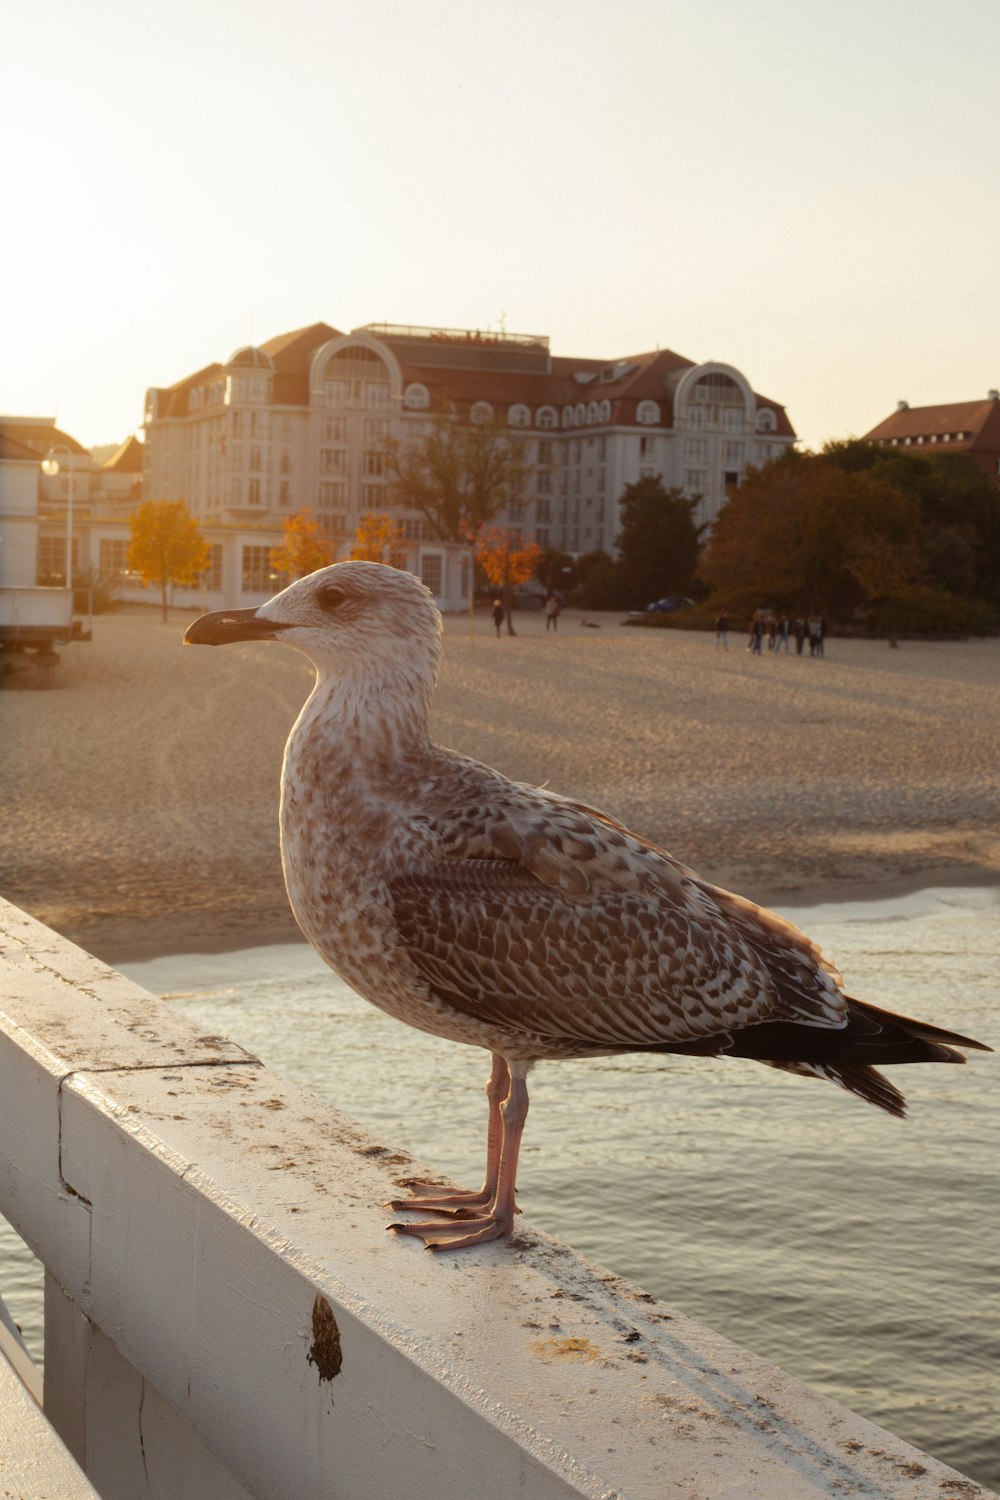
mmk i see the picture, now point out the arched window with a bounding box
[636,400,660,425]
[508,403,531,428]
[404,383,430,410]
[562,406,575,429]
[574,403,586,427]
[599,400,611,423]
[537,405,558,429]
[586,401,599,423]
[470,401,494,425]
[755,407,777,433]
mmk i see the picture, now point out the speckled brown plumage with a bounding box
[184,561,990,1250]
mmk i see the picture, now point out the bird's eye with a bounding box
[316,583,348,613]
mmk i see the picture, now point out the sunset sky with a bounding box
[3,0,998,453]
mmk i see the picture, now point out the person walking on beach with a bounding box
[794,617,805,655]
[778,615,790,653]
[545,593,560,632]
[748,616,763,655]
[492,599,505,639]
[715,612,729,650]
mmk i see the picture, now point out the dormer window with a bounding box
[508,403,531,428]
[404,383,430,410]
[636,400,660,425]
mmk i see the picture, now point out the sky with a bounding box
[3,0,998,453]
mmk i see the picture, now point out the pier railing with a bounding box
[0,897,990,1500]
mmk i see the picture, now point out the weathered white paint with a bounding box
[1,1318,101,1498]
[0,896,994,1500]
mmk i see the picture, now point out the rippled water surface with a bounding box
[2,887,997,1488]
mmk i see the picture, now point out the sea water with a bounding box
[2,886,997,1488]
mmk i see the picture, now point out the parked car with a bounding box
[645,595,693,613]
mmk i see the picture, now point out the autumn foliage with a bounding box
[128,499,209,620]
[270,508,334,580]
[349,512,407,564]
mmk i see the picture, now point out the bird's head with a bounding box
[184,561,444,690]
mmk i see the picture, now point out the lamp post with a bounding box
[40,445,74,593]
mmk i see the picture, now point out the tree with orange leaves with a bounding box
[349,512,407,564]
[474,527,542,636]
[128,499,210,621]
[269,508,334,581]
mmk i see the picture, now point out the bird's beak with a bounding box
[183,608,293,647]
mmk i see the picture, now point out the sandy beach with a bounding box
[2,603,998,963]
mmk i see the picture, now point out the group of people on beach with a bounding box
[715,612,827,657]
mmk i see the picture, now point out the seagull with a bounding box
[184,562,990,1251]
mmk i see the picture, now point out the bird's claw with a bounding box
[387,1214,514,1250]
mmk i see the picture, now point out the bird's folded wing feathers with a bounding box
[389,796,847,1049]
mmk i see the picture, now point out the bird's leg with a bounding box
[389,1063,530,1250]
[388,1053,509,1214]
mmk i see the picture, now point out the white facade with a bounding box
[141,324,797,608]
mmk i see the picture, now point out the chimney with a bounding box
[988,389,999,401]
[896,399,909,412]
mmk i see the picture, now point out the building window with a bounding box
[470,401,494,425]
[420,553,443,596]
[361,482,385,505]
[98,538,130,580]
[537,406,558,429]
[722,441,744,464]
[756,408,777,433]
[684,468,706,494]
[724,470,740,488]
[536,498,551,523]
[248,478,261,504]
[322,417,347,443]
[202,544,223,591]
[404,383,430,410]
[508,404,531,427]
[401,519,424,541]
[364,419,389,443]
[535,527,549,548]
[319,481,347,506]
[279,480,290,506]
[537,470,553,494]
[537,439,554,465]
[636,400,660,425]
[321,449,346,474]
[242,546,272,592]
[363,451,385,476]
[279,450,291,473]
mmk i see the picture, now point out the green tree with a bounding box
[388,411,527,543]
[269,507,334,580]
[615,478,702,607]
[128,499,209,621]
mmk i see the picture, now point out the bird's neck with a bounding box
[294,657,435,772]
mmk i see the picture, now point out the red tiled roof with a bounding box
[101,434,144,474]
[0,432,45,462]
[864,399,1000,444]
[148,325,797,436]
[0,420,90,459]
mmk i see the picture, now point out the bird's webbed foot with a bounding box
[387,1208,515,1251]
[386,1179,494,1217]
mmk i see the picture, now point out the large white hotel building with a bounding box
[142,321,795,610]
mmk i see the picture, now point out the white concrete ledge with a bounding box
[0,898,993,1500]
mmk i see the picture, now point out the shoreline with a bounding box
[4,607,999,970]
[72,861,1000,968]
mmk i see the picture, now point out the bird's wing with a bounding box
[388,791,847,1053]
